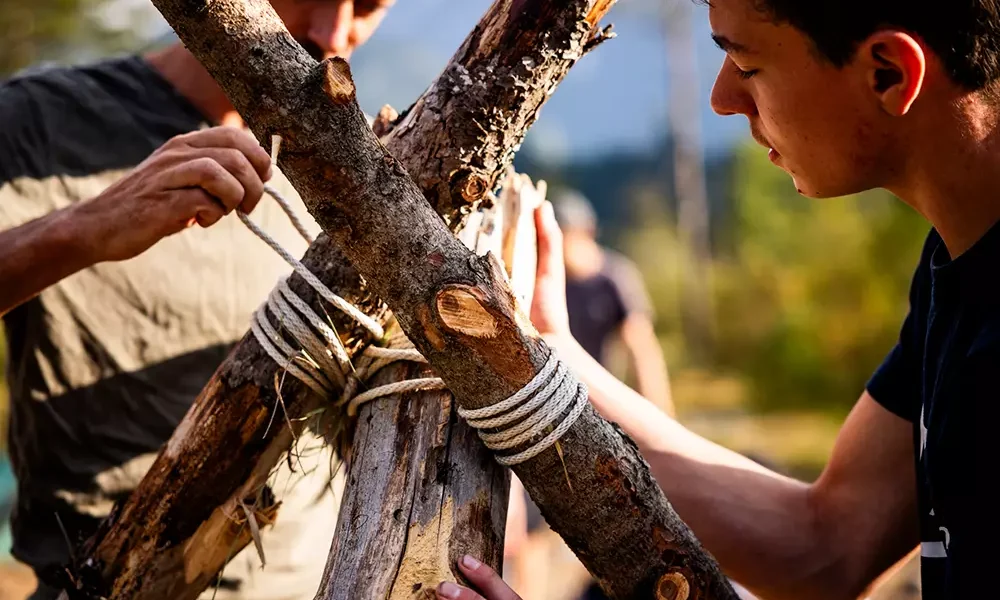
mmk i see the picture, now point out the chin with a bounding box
[789,172,870,200]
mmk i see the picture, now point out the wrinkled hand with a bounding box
[74,126,272,262]
[436,556,522,600]
[529,201,571,339]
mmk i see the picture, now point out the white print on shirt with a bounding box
[919,405,951,559]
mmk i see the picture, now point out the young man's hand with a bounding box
[72,126,272,263]
[436,556,522,600]
[529,201,572,340]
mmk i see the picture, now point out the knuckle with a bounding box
[191,157,224,180]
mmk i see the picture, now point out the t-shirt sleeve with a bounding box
[604,251,655,320]
[865,232,936,423]
[0,80,41,184]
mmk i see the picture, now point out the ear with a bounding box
[858,31,926,116]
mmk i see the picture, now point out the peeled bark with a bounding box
[61,1,629,599]
[127,0,741,598]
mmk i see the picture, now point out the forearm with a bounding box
[0,204,98,316]
[629,343,675,417]
[551,335,850,600]
[618,316,674,416]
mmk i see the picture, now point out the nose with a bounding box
[308,1,354,59]
[710,57,756,117]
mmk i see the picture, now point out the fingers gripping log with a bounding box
[136,0,736,598]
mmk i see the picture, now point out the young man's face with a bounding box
[271,0,394,61]
[708,0,897,198]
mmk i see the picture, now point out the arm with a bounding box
[530,202,919,600]
[562,333,917,599]
[0,127,272,317]
[616,312,675,417]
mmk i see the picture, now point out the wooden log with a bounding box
[135,0,740,598]
[317,177,540,600]
[60,2,626,599]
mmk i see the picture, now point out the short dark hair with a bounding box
[743,1,1000,92]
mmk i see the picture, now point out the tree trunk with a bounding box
[61,2,630,600]
[129,0,741,598]
[663,0,715,361]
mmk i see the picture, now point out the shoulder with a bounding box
[0,56,200,183]
[599,248,654,315]
[600,248,645,288]
[864,227,939,421]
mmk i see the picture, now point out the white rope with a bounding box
[242,187,435,412]
[458,353,588,466]
[241,170,585,466]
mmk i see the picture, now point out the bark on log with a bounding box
[132,0,741,598]
[60,2,628,600]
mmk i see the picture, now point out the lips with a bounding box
[750,126,780,162]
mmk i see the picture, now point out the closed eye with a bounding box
[733,62,759,80]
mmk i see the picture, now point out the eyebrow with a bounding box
[712,34,754,55]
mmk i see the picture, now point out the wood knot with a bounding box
[436,287,498,338]
[656,572,690,600]
[456,172,489,204]
[321,58,355,103]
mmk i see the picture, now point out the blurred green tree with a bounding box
[0,0,146,77]
[616,140,930,416]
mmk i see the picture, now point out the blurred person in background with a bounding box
[503,188,675,600]
[552,188,674,418]
[0,1,394,598]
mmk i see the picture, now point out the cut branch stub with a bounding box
[436,287,500,339]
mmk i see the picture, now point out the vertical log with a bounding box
[318,175,543,599]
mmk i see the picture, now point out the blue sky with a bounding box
[135,0,751,163]
[350,1,749,162]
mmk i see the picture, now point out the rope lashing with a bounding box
[458,352,588,466]
[239,145,586,465]
[241,183,436,408]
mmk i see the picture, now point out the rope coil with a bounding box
[241,183,586,466]
[458,353,588,466]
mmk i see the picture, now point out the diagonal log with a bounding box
[61,2,626,599]
[132,0,742,598]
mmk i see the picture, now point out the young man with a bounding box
[438,1,1000,599]
[0,1,393,598]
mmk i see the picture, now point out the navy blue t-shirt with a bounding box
[867,224,1000,599]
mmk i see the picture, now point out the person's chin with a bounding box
[790,174,862,199]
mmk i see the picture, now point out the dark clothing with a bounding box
[0,56,338,598]
[565,249,653,363]
[867,224,1000,599]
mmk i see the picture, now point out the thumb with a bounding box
[534,201,565,281]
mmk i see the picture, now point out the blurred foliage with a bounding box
[614,141,930,417]
[0,0,146,77]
